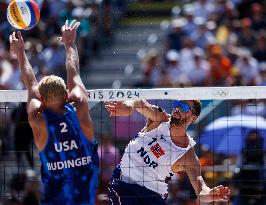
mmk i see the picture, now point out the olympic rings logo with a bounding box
[212,89,229,97]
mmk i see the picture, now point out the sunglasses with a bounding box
[173,101,194,113]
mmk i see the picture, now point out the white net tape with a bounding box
[1,86,266,102]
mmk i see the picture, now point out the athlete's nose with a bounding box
[174,107,181,113]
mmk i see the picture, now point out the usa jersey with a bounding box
[120,121,196,197]
[39,103,99,205]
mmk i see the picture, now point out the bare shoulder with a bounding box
[27,99,48,151]
[27,98,44,124]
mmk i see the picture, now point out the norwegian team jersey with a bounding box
[39,103,99,205]
[120,121,196,197]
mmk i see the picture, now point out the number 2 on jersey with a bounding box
[60,122,68,133]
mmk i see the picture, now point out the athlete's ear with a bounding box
[192,114,198,122]
[65,91,69,102]
[40,97,45,107]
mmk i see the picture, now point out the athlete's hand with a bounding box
[9,31,25,58]
[199,185,230,202]
[58,19,80,47]
[105,101,134,117]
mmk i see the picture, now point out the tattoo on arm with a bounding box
[17,52,38,89]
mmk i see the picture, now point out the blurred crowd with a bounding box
[139,0,266,88]
[136,0,266,204]
[1,0,266,205]
[0,0,128,88]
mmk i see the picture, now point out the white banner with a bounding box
[1,86,266,102]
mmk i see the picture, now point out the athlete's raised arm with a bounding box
[59,20,94,141]
[9,31,41,110]
[9,31,45,150]
[105,100,169,123]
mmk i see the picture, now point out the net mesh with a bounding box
[1,87,266,204]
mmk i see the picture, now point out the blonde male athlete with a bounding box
[9,20,99,205]
[105,100,230,204]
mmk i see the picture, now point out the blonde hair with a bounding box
[38,75,67,105]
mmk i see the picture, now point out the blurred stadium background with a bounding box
[1,0,266,204]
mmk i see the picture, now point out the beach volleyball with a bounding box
[7,0,40,30]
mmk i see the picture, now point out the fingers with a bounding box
[61,20,68,32]
[9,31,19,43]
[212,185,230,201]
[9,34,12,43]
[222,186,230,198]
[212,195,228,201]
[105,106,115,116]
[61,25,65,32]
[105,101,116,106]
[105,104,115,111]
[69,19,76,29]
[69,19,80,29]
[12,31,17,40]
[105,102,117,116]
[219,186,230,195]
[17,31,23,41]
[212,185,223,195]
[105,102,119,109]
[73,21,80,30]
[63,19,80,31]
[65,19,69,29]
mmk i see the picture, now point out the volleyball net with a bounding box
[1,87,266,204]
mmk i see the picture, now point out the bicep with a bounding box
[28,109,47,151]
[27,85,42,118]
[68,85,88,105]
[27,85,41,108]
[134,100,169,122]
[65,45,85,92]
[27,98,42,122]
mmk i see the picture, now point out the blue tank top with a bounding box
[39,103,99,205]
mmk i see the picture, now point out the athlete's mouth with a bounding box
[170,115,182,127]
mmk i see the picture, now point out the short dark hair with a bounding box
[192,100,202,117]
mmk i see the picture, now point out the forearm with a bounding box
[195,176,211,196]
[185,149,210,198]
[65,44,84,91]
[124,100,149,115]
[74,45,80,73]
[124,100,168,121]
[191,174,212,202]
[17,52,38,89]
[186,159,228,202]
[66,44,78,73]
[124,100,141,109]
[198,176,211,194]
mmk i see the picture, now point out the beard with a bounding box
[170,115,187,127]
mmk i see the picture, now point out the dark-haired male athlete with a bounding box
[105,100,230,205]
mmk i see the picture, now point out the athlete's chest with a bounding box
[129,134,171,164]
